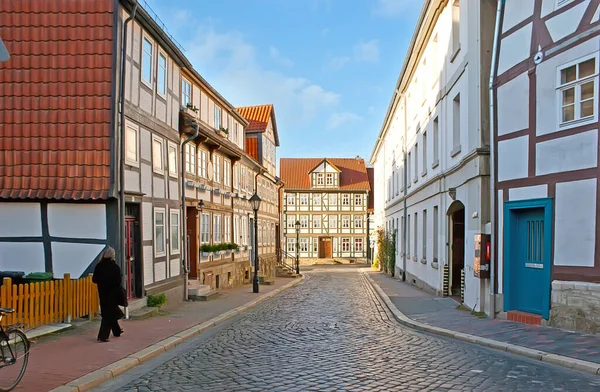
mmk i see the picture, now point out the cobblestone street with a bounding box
[107,266,600,391]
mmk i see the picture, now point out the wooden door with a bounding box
[319,237,332,258]
[187,207,198,279]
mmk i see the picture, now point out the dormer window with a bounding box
[317,173,324,186]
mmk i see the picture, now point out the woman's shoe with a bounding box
[97,338,109,343]
[114,329,124,337]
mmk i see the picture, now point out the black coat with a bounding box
[92,258,124,321]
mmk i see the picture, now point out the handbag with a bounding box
[117,286,128,307]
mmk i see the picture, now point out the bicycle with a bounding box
[0,308,30,391]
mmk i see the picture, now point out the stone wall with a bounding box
[145,276,185,311]
[550,280,600,334]
[197,254,277,290]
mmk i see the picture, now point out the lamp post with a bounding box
[295,220,300,275]
[249,193,261,293]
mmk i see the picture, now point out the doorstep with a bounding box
[25,323,72,340]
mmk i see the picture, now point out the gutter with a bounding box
[489,0,505,318]
[402,94,408,282]
[119,0,138,274]
[181,122,199,301]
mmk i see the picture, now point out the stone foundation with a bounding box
[197,254,277,290]
[550,280,600,334]
[145,276,185,311]
[397,267,443,296]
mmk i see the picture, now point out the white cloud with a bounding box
[354,40,380,63]
[269,46,294,68]
[372,0,415,18]
[326,56,351,70]
[327,112,363,130]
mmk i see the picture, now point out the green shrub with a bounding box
[147,293,167,308]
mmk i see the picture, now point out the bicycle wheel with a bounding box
[0,329,30,392]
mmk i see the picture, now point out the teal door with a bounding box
[504,199,552,319]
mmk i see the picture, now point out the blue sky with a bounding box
[144,0,421,165]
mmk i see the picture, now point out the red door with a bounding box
[125,218,138,299]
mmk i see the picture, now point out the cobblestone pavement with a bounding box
[116,267,600,391]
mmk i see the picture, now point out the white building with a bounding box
[370,0,497,313]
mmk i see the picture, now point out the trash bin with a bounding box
[0,271,26,285]
[24,272,54,283]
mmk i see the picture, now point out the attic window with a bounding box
[326,173,334,185]
[316,173,324,186]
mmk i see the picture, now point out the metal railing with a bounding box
[278,249,297,273]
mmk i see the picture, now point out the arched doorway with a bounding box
[447,201,465,298]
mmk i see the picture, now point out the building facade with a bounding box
[370,0,497,313]
[493,0,600,331]
[280,158,370,263]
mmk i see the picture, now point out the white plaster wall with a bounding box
[502,0,535,33]
[545,0,590,43]
[0,203,42,237]
[536,130,598,176]
[154,261,166,282]
[153,177,165,199]
[140,128,152,161]
[142,202,153,241]
[497,136,529,181]
[141,163,152,196]
[497,23,532,75]
[497,190,503,294]
[125,170,140,193]
[0,242,44,273]
[48,204,106,240]
[497,73,529,136]
[169,180,178,201]
[554,178,596,267]
[509,185,548,201]
[51,243,105,278]
[143,245,154,285]
[536,37,599,136]
[171,257,180,277]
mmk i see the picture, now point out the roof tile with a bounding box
[237,104,273,132]
[280,158,371,191]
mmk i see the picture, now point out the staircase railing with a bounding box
[278,249,297,273]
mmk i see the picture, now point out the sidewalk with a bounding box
[365,270,600,375]
[15,277,302,392]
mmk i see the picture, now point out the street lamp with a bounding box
[295,220,301,274]
[249,193,262,293]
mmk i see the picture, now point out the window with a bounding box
[287,194,296,205]
[300,194,308,206]
[414,212,418,258]
[355,238,363,253]
[330,215,337,228]
[330,194,338,206]
[168,143,177,177]
[142,36,153,85]
[185,144,196,175]
[233,122,239,145]
[314,194,321,206]
[414,143,418,181]
[342,215,350,228]
[224,216,231,243]
[299,238,309,252]
[452,94,461,153]
[342,238,351,252]
[125,126,138,165]
[407,214,411,257]
[354,194,362,206]
[234,216,240,245]
[433,117,439,166]
[213,155,221,183]
[313,238,318,253]
[287,238,296,253]
[354,215,363,229]
[326,173,334,185]
[201,213,210,243]
[422,132,427,175]
[558,56,597,126]
[181,78,192,107]
[451,0,460,57]
[316,173,324,186]
[300,215,309,228]
[198,150,207,178]
[407,152,412,187]
[157,52,167,97]
[233,164,240,190]
[241,216,248,245]
[313,215,321,228]
[287,215,295,229]
[422,209,427,260]
[433,206,439,262]
[224,160,231,187]
[213,214,222,243]
[154,208,165,256]
[342,194,350,206]
[170,209,180,254]
[152,137,164,173]
[400,216,404,255]
[214,106,222,129]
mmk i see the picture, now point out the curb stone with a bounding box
[49,275,305,392]
[360,269,600,377]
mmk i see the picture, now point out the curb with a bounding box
[49,276,305,392]
[361,270,600,377]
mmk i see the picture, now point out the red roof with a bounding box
[236,104,280,146]
[0,0,114,200]
[280,158,371,191]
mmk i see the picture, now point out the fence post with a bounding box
[64,273,71,323]
[1,278,11,325]
[88,273,96,321]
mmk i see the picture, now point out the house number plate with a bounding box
[525,263,543,269]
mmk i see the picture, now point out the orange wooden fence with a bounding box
[0,273,100,330]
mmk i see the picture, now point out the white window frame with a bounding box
[185,144,196,175]
[213,154,221,184]
[233,164,240,190]
[342,215,350,229]
[141,34,154,87]
[154,207,166,257]
[157,50,167,98]
[300,194,308,206]
[224,159,232,187]
[169,209,180,255]
[299,238,309,252]
[181,77,192,107]
[200,213,210,244]
[313,215,321,228]
[125,125,139,166]
[168,142,177,178]
[342,194,350,206]
[300,215,308,228]
[355,238,363,253]
[354,194,362,206]
[198,149,207,179]
[342,238,351,252]
[287,194,295,205]
[330,215,337,228]
[354,215,363,229]
[556,53,598,130]
[214,106,222,129]
[330,194,338,206]
[287,215,295,229]
[287,238,296,253]
[213,214,222,243]
[224,215,231,243]
[326,173,334,186]
[152,135,164,174]
[316,173,324,186]
[314,194,321,206]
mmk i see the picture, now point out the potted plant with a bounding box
[231,243,240,252]
[200,244,214,257]
[183,102,199,114]
[219,127,229,135]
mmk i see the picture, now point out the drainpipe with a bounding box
[181,123,199,301]
[488,0,505,318]
[402,93,408,282]
[277,181,285,262]
[119,1,138,281]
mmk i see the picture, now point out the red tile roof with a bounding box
[0,0,114,200]
[280,158,371,191]
[236,104,280,146]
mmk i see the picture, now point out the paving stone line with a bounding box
[48,276,305,392]
[361,269,600,376]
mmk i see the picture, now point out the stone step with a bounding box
[129,306,159,320]
[189,290,220,301]
[188,284,212,297]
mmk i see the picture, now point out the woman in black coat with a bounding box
[92,246,124,342]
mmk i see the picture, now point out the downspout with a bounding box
[119,1,138,278]
[277,181,285,262]
[489,0,504,318]
[402,93,408,282]
[181,123,199,301]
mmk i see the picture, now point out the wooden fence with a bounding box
[0,274,100,330]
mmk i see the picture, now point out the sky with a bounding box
[143,0,422,166]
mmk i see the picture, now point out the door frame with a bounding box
[318,236,332,258]
[503,198,553,319]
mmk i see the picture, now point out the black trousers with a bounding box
[98,317,121,340]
